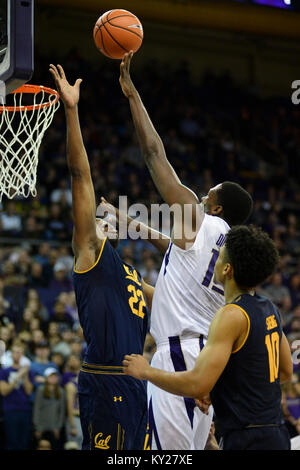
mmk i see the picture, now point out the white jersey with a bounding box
[150,214,230,343]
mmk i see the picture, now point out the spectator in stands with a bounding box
[33,367,65,450]
[65,370,82,449]
[61,354,81,387]
[50,351,65,374]
[51,327,74,359]
[282,374,300,438]
[288,274,300,310]
[47,321,62,348]
[19,306,37,333]
[51,300,74,331]
[47,267,73,312]
[0,295,13,328]
[45,204,69,241]
[50,179,72,207]
[30,341,58,387]
[0,325,12,351]
[69,337,83,359]
[22,216,44,240]
[55,246,73,272]
[34,243,51,267]
[25,289,49,323]
[1,336,31,369]
[28,261,48,288]
[28,330,46,358]
[260,272,292,327]
[0,341,34,449]
[0,201,22,236]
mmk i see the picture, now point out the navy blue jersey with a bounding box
[210,293,284,437]
[72,238,148,365]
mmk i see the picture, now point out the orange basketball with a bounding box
[93,9,143,60]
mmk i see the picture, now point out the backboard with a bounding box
[0,0,34,98]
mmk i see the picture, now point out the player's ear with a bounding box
[223,262,233,279]
[211,204,223,217]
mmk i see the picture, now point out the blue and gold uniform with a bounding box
[210,293,290,450]
[72,238,148,450]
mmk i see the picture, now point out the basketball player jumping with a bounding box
[123,225,293,450]
[118,51,253,450]
[49,63,153,450]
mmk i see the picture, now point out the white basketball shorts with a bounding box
[147,335,213,450]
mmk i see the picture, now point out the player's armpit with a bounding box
[72,230,104,273]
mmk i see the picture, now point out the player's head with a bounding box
[202,182,253,226]
[95,216,119,249]
[214,225,279,290]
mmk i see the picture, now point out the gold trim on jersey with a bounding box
[82,362,122,369]
[73,238,107,274]
[80,362,124,375]
[227,304,251,354]
[80,368,125,375]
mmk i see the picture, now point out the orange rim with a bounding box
[0,84,60,112]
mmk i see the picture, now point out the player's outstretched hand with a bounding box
[119,51,135,98]
[49,64,82,109]
[123,354,150,380]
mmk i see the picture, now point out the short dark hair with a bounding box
[224,225,279,289]
[217,182,253,226]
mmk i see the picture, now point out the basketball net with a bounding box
[0,85,60,201]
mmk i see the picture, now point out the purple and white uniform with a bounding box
[148,213,230,450]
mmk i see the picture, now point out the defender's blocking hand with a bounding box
[119,51,135,98]
[49,64,82,109]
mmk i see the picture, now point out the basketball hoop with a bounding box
[0,84,60,201]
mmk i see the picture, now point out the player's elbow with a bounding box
[68,164,91,180]
[143,146,163,166]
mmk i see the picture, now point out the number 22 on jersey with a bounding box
[123,264,146,320]
[127,285,146,319]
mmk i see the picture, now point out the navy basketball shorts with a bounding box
[78,365,147,451]
[221,424,291,450]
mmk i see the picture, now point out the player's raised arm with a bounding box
[119,52,204,248]
[49,64,101,266]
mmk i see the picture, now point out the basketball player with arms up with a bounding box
[124,225,293,450]
[49,64,152,450]
[118,52,253,450]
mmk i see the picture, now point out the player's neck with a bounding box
[224,280,255,305]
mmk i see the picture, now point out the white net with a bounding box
[0,85,60,201]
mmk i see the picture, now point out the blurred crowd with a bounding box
[0,48,299,449]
